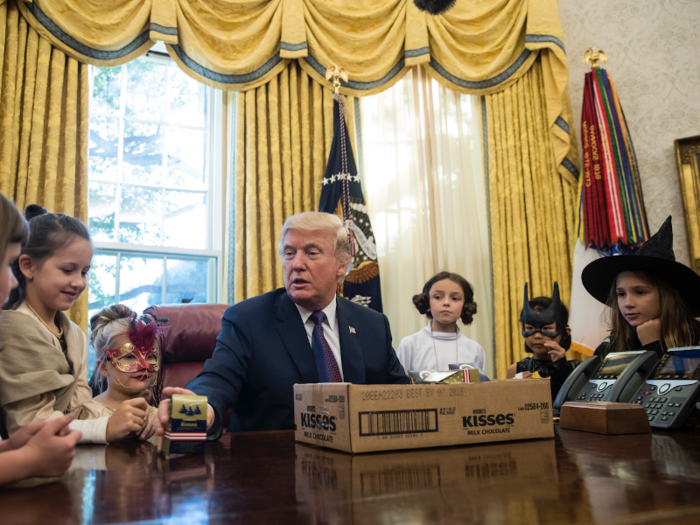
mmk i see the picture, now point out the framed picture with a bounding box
[674,135,700,274]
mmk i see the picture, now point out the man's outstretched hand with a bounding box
[155,387,215,452]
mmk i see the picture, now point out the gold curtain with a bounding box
[17,0,576,174]
[232,61,357,302]
[483,59,577,378]
[0,0,89,331]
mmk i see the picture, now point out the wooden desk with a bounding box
[3,425,700,524]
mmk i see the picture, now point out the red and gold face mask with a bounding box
[105,344,159,373]
[104,316,162,374]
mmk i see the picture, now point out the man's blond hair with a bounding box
[278,212,352,280]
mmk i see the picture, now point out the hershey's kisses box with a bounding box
[294,379,553,453]
[162,394,208,455]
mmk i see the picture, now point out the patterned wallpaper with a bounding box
[558,0,700,264]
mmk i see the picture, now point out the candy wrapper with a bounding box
[162,394,208,455]
[409,367,481,384]
[449,363,490,382]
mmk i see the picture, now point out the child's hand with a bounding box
[521,371,533,379]
[543,340,566,362]
[21,414,81,478]
[139,411,156,441]
[106,398,148,442]
[637,318,661,346]
[0,421,47,452]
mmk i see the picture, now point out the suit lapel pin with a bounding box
[349,326,356,334]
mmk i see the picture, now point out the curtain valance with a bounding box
[16,0,577,178]
[16,1,562,93]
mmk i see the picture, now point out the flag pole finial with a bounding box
[325,65,348,94]
[583,47,608,69]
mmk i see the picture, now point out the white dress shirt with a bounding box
[295,297,345,381]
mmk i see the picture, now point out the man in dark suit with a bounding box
[156,212,408,439]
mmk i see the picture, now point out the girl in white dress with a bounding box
[396,272,486,375]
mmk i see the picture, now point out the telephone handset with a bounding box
[631,346,700,429]
[553,350,660,416]
[604,351,660,404]
[553,355,601,416]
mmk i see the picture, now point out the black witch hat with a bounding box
[581,216,700,311]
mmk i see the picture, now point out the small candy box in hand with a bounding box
[162,394,208,455]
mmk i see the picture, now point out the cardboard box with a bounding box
[559,401,651,435]
[294,379,553,453]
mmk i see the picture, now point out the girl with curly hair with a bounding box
[396,272,485,374]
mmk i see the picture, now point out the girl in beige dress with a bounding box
[0,195,80,485]
[0,206,150,444]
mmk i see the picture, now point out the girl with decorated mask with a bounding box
[89,305,163,445]
[0,194,81,485]
[507,282,578,400]
[396,272,486,375]
[0,205,150,444]
[582,216,700,358]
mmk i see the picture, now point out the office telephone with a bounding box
[553,350,660,416]
[631,346,700,429]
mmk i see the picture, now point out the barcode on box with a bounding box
[359,409,439,436]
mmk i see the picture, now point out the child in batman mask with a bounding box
[506,282,579,399]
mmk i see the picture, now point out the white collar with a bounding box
[295,296,338,330]
[422,322,460,341]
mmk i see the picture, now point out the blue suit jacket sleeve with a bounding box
[186,305,251,432]
[382,313,410,385]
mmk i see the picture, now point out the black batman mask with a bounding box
[521,282,565,339]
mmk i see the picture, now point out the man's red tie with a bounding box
[310,311,342,382]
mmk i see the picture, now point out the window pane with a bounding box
[119,255,164,313]
[88,253,118,318]
[167,127,207,189]
[164,190,206,249]
[91,66,121,115]
[88,182,117,242]
[119,185,162,245]
[165,258,209,304]
[123,121,163,185]
[89,116,119,181]
[168,66,207,127]
[125,60,166,120]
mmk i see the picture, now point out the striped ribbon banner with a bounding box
[577,68,648,250]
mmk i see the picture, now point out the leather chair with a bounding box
[143,303,229,391]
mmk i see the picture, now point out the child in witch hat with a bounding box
[582,216,700,358]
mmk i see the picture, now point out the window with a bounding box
[87,51,223,332]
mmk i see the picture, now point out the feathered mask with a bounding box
[105,314,168,373]
[127,314,164,353]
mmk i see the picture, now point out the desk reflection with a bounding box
[1,428,700,524]
[559,429,700,524]
[294,438,581,524]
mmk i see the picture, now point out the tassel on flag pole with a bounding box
[569,47,650,358]
[319,65,383,312]
[578,47,648,249]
